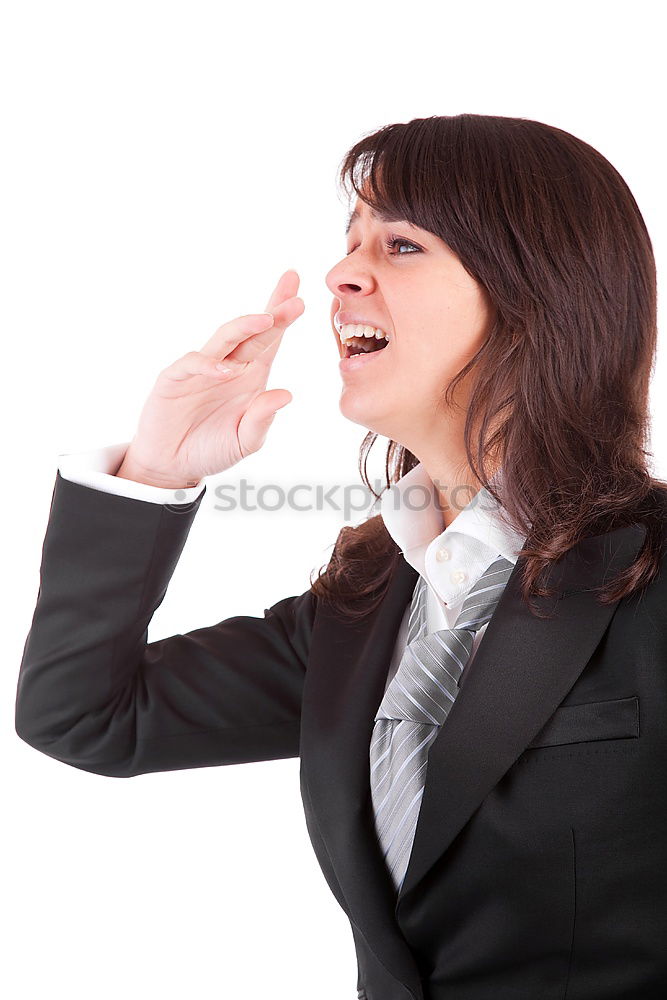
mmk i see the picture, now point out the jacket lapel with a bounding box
[300,517,647,986]
[300,547,422,993]
[395,519,648,911]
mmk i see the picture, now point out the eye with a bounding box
[344,236,422,257]
[383,236,421,255]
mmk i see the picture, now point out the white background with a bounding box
[2,1,665,998]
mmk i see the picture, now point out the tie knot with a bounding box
[374,554,514,726]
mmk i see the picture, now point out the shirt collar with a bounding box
[379,461,529,605]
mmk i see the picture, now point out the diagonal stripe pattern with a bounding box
[369,555,514,893]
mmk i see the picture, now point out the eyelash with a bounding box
[345,236,421,257]
[384,236,421,255]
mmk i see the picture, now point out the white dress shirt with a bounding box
[378,461,528,694]
[56,444,528,691]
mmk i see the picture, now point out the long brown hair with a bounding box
[310,114,667,621]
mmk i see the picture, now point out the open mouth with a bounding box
[344,335,390,359]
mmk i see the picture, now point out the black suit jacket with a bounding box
[15,472,667,1000]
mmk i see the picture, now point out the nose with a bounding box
[325,254,375,301]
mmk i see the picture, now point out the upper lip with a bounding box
[334,311,390,335]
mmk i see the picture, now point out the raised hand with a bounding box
[116,270,304,488]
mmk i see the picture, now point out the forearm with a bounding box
[15,470,316,778]
[15,472,203,766]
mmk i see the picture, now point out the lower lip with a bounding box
[338,343,390,374]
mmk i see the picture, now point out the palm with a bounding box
[124,271,304,486]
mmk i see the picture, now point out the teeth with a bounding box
[337,323,390,344]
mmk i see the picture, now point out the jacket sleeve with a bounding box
[15,471,318,778]
[57,439,207,506]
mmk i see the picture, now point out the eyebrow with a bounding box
[344,205,410,237]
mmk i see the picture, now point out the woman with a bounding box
[15,114,667,999]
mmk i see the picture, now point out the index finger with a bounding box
[199,270,302,361]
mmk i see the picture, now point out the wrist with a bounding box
[115,453,201,490]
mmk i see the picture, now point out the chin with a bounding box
[338,391,394,438]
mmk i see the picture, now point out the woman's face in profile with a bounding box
[326,197,495,448]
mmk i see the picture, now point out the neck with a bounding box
[394,403,499,529]
[422,455,483,529]
[401,425,492,530]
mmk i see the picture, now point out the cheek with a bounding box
[398,337,461,381]
[415,300,490,371]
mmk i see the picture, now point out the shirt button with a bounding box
[450,570,467,584]
[435,546,451,562]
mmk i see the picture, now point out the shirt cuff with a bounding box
[57,442,207,506]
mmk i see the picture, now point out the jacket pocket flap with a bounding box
[526,695,639,750]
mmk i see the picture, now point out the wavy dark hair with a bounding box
[309,113,667,622]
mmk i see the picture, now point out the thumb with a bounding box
[237,388,293,457]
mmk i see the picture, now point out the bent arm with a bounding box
[15,472,317,778]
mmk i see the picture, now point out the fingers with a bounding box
[236,388,293,457]
[199,312,277,360]
[226,294,304,366]
[263,269,300,314]
[200,269,304,362]
[159,350,250,383]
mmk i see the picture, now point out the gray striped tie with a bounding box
[369,555,514,893]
